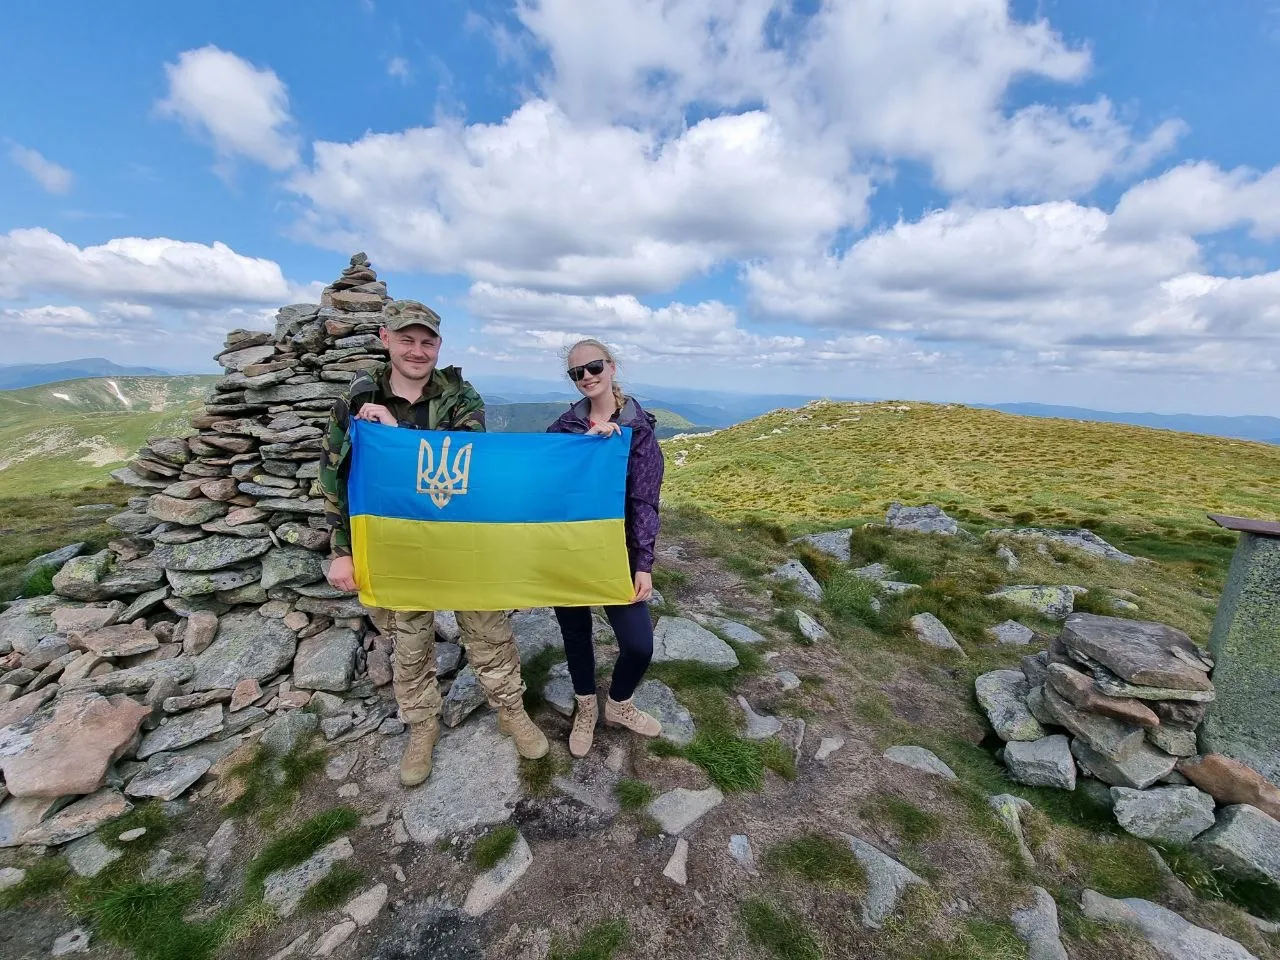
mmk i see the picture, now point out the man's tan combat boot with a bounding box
[569,694,598,758]
[497,706,549,759]
[604,696,662,737]
[400,719,440,787]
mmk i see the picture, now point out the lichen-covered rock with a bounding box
[975,669,1044,742]
[1195,804,1280,886]
[1110,786,1216,845]
[988,586,1076,620]
[190,610,296,691]
[1004,735,1076,790]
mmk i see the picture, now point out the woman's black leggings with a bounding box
[553,601,654,702]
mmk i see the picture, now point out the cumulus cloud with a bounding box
[0,228,291,306]
[387,57,411,82]
[290,101,867,293]
[746,201,1280,375]
[8,145,74,194]
[157,45,299,171]
[1110,161,1280,240]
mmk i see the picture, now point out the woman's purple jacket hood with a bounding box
[547,396,664,574]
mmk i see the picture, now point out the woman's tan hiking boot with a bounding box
[497,706,550,759]
[400,719,440,787]
[569,694,598,758]
[604,696,662,737]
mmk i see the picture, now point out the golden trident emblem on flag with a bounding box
[416,435,473,508]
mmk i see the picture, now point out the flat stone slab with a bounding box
[1046,662,1160,727]
[191,610,297,691]
[1004,735,1076,790]
[463,832,533,917]
[292,628,358,692]
[1110,786,1216,845]
[1178,754,1280,821]
[1072,739,1177,790]
[19,788,132,846]
[0,795,62,848]
[632,679,695,746]
[1061,613,1212,691]
[402,714,522,844]
[1042,685,1145,762]
[0,692,149,798]
[886,502,958,535]
[646,786,724,835]
[987,620,1036,646]
[1081,889,1259,960]
[150,535,272,571]
[264,836,354,918]
[702,617,768,645]
[652,617,739,670]
[1195,804,1280,886]
[910,613,964,654]
[64,834,123,877]
[884,746,957,781]
[841,834,927,928]
[991,528,1137,564]
[767,560,823,601]
[975,669,1044,742]
[736,696,782,740]
[790,529,853,563]
[136,705,224,760]
[71,623,159,658]
[125,753,213,801]
[989,586,1076,620]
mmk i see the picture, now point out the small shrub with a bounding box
[549,918,630,960]
[471,825,519,869]
[613,779,655,811]
[739,898,822,960]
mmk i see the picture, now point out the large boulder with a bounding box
[1004,735,1076,790]
[1081,890,1259,960]
[0,692,149,798]
[886,503,958,535]
[51,552,113,601]
[1071,739,1177,790]
[1195,804,1280,886]
[1060,613,1212,692]
[1110,786,1216,845]
[988,586,1076,620]
[975,669,1044,741]
[190,610,297,691]
[790,529,853,563]
[1178,754,1280,821]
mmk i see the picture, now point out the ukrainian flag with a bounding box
[348,419,636,611]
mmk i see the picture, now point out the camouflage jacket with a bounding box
[318,363,486,556]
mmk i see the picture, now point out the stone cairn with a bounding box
[980,612,1280,882]
[0,253,503,848]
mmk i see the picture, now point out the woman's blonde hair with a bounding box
[566,338,625,412]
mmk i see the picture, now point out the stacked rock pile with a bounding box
[0,253,541,849]
[978,612,1280,888]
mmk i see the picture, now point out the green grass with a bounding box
[519,749,570,796]
[919,918,1027,960]
[863,796,942,844]
[20,563,58,596]
[222,736,328,826]
[680,730,794,792]
[100,803,172,851]
[0,857,71,909]
[739,898,823,960]
[613,778,655,811]
[548,918,630,960]
[298,865,364,914]
[471,825,519,869]
[243,807,361,900]
[764,834,867,893]
[1155,842,1280,921]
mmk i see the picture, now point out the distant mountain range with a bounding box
[0,358,173,390]
[981,402,1280,447]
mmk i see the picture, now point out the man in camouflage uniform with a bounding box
[318,299,548,786]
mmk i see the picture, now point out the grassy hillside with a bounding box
[0,376,211,496]
[661,400,1280,564]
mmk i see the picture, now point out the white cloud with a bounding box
[8,145,74,194]
[290,100,866,293]
[157,46,299,171]
[746,201,1280,375]
[387,57,411,82]
[514,0,1180,199]
[1110,161,1280,240]
[0,228,291,306]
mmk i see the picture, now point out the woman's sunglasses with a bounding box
[567,359,607,382]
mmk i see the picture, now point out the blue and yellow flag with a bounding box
[348,419,635,611]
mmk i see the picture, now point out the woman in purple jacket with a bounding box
[547,338,665,757]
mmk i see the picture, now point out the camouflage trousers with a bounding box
[367,608,525,725]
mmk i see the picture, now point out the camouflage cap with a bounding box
[382,299,442,334]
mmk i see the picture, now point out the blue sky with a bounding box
[2,0,1279,415]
